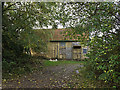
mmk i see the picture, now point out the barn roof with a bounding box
[33,28,89,42]
[49,29,89,42]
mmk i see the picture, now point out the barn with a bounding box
[46,29,89,60]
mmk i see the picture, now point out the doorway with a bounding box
[72,46,81,60]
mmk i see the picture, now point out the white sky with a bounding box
[33,24,63,29]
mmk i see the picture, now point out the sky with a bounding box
[33,24,64,29]
[33,20,64,29]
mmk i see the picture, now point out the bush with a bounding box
[85,44,120,87]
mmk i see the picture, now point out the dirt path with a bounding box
[3,63,85,88]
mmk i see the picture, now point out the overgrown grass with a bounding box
[43,60,85,67]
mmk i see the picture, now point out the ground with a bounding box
[2,60,109,88]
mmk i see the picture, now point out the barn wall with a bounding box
[59,42,66,59]
[46,41,89,60]
[46,42,58,59]
[66,42,72,59]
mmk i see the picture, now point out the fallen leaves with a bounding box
[3,79,6,82]
[2,63,106,88]
[50,78,52,81]
[18,82,21,84]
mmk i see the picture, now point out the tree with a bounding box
[2,2,57,73]
[58,2,120,87]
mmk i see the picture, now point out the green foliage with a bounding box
[2,54,31,74]
[58,2,120,87]
[2,2,57,77]
[85,38,120,86]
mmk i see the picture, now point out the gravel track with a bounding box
[2,63,84,88]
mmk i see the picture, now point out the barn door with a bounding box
[66,47,72,59]
[72,42,81,60]
[72,47,81,60]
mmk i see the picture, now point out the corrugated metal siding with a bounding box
[66,47,72,59]
[66,42,72,59]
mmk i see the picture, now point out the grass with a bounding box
[43,60,85,67]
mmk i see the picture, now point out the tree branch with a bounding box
[3,3,16,12]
